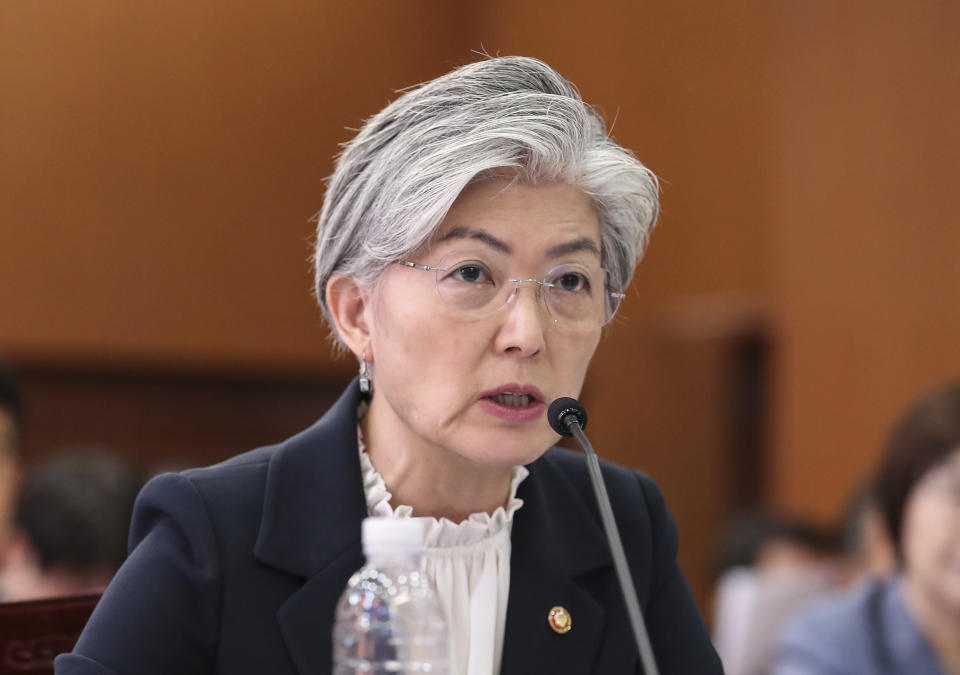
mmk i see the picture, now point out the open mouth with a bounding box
[477,384,546,423]
[488,392,534,408]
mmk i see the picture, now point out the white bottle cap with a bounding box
[361,517,425,557]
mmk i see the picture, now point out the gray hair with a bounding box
[313,56,659,343]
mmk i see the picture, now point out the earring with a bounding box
[359,353,372,394]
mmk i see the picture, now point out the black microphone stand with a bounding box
[559,409,661,675]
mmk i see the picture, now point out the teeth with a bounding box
[492,392,532,407]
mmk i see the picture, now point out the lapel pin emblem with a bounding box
[548,606,572,634]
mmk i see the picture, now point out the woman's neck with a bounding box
[361,398,516,523]
[903,575,960,672]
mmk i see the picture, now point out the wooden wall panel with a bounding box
[767,1,960,522]
[0,0,474,372]
[16,365,349,471]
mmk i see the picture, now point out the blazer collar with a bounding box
[254,378,367,579]
[511,451,612,578]
[254,379,368,675]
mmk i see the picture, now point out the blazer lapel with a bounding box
[501,564,606,675]
[252,379,369,675]
[501,451,613,675]
[276,541,365,675]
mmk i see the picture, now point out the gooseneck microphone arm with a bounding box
[548,398,660,675]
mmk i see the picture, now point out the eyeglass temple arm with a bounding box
[397,261,447,272]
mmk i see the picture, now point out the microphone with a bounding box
[547,397,587,436]
[547,397,660,675]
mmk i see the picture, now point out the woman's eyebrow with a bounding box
[439,226,600,259]
[546,237,601,259]
[439,226,511,253]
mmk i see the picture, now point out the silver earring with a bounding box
[359,359,371,394]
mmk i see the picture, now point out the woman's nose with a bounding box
[493,282,548,356]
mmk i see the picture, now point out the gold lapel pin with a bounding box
[548,606,572,634]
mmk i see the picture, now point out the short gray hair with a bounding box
[313,56,659,342]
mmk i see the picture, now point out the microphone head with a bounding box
[547,397,588,436]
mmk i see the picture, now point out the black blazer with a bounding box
[56,380,722,674]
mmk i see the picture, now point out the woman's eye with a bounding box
[556,273,589,292]
[452,264,488,283]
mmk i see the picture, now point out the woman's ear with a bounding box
[325,273,373,359]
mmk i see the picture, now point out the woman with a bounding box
[56,56,721,674]
[774,380,960,674]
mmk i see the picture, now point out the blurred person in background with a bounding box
[712,490,898,675]
[774,379,960,674]
[712,511,842,675]
[56,56,723,674]
[840,481,896,584]
[0,450,144,601]
[0,361,24,557]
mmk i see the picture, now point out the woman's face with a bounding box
[365,178,605,469]
[902,448,960,612]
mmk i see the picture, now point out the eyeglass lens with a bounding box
[431,249,618,332]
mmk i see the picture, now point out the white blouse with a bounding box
[358,439,528,675]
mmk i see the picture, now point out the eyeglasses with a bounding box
[396,249,625,335]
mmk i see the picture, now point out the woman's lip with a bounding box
[477,383,546,402]
[476,397,546,423]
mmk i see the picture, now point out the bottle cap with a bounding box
[361,517,425,557]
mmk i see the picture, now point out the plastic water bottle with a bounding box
[333,518,450,674]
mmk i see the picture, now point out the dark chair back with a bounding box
[0,594,100,674]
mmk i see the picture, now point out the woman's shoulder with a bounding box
[773,578,903,674]
[128,445,278,555]
[533,446,674,556]
[141,443,277,512]
[537,445,651,482]
[536,446,662,507]
[150,412,338,513]
[181,443,278,489]
[782,578,884,636]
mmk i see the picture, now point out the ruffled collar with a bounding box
[358,429,528,550]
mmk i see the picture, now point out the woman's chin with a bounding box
[458,433,551,469]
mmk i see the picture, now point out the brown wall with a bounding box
[0,0,474,372]
[768,2,960,521]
